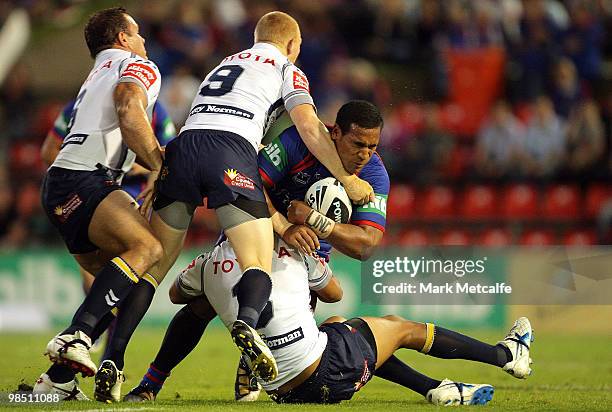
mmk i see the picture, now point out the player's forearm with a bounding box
[264,188,292,236]
[327,224,380,261]
[117,103,162,171]
[290,105,351,181]
[300,121,350,181]
[41,133,61,167]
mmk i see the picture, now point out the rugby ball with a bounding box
[305,177,352,224]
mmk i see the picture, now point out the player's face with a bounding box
[332,124,380,174]
[123,15,147,59]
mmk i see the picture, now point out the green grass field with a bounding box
[0,327,610,411]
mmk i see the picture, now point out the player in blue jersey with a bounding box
[259,100,388,262]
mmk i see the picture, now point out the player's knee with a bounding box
[132,236,163,268]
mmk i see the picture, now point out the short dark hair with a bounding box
[84,7,129,58]
[335,100,383,134]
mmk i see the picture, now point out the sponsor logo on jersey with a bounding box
[292,71,309,91]
[60,134,89,149]
[354,359,371,392]
[262,327,304,350]
[356,194,387,217]
[262,141,287,172]
[224,169,255,190]
[121,62,158,90]
[189,103,254,119]
[53,193,83,223]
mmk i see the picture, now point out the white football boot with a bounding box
[427,379,494,406]
[45,331,96,377]
[94,360,125,402]
[498,317,534,379]
[33,373,89,401]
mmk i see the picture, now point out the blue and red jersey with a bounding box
[258,126,389,259]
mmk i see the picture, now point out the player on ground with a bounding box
[125,237,533,405]
[37,7,164,402]
[144,11,374,383]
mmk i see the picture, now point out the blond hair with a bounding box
[254,11,300,46]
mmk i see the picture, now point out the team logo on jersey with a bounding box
[121,62,158,90]
[224,169,255,190]
[54,193,83,223]
[262,327,304,350]
[292,71,309,91]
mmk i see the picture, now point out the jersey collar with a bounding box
[252,42,285,57]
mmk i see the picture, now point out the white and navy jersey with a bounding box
[176,237,327,391]
[52,49,161,177]
[181,42,314,151]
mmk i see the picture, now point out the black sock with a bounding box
[428,326,511,367]
[151,305,212,373]
[235,268,272,328]
[63,257,139,336]
[47,310,117,384]
[375,355,441,396]
[103,277,157,370]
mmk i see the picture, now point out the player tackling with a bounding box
[143,11,374,386]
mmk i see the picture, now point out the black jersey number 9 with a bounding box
[200,65,244,97]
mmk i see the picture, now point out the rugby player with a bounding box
[40,99,175,291]
[37,7,165,402]
[34,100,175,400]
[125,236,533,406]
[144,11,374,384]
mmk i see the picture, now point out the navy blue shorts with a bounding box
[41,167,121,254]
[273,321,377,404]
[156,130,266,209]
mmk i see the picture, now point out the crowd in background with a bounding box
[0,0,611,248]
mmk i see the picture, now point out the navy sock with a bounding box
[47,310,117,384]
[428,326,511,367]
[235,268,272,328]
[151,305,212,373]
[375,355,441,396]
[63,257,139,336]
[103,276,157,370]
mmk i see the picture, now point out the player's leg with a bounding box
[217,198,277,382]
[47,190,162,377]
[124,297,216,401]
[354,317,495,406]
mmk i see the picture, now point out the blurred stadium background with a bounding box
[0,0,611,341]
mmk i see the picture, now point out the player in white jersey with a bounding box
[145,11,373,383]
[126,236,534,406]
[37,7,165,403]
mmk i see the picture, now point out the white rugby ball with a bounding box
[305,177,352,224]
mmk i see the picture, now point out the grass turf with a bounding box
[0,327,610,411]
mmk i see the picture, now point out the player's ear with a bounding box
[330,125,341,141]
[116,30,129,47]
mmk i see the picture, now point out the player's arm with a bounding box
[113,82,163,215]
[287,199,383,261]
[289,104,373,205]
[113,82,162,171]
[306,255,342,303]
[264,187,320,254]
[40,132,62,167]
